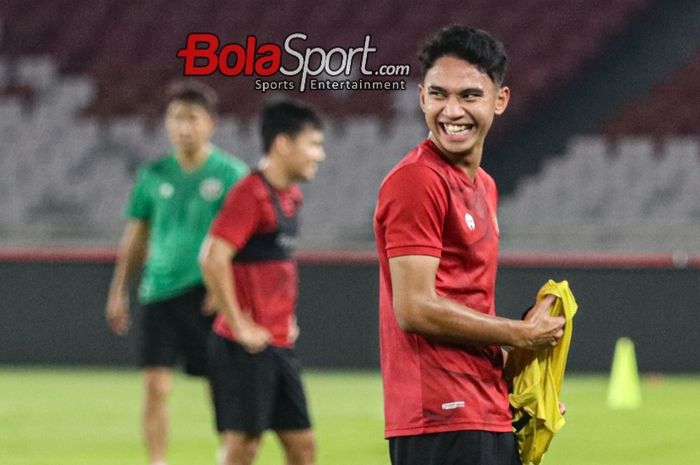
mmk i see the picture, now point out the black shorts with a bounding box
[208,333,312,434]
[140,285,214,377]
[389,430,521,465]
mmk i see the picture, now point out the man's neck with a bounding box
[260,157,293,190]
[175,142,211,171]
[459,163,478,181]
[427,134,480,181]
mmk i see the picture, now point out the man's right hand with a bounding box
[106,292,130,336]
[519,294,566,350]
[234,314,271,354]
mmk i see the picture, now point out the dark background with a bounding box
[1,257,697,373]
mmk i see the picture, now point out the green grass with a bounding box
[1,368,699,464]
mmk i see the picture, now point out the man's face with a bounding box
[283,126,326,182]
[164,100,215,152]
[419,55,509,169]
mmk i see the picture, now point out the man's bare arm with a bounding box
[105,220,149,335]
[389,255,564,349]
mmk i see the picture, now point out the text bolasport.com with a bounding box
[177,33,410,92]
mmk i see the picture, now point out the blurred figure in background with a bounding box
[200,99,325,465]
[105,80,249,465]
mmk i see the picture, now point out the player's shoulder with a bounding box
[238,173,302,204]
[231,171,256,189]
[229,172,265,199]
[209,147,249,173]
[136,153,174,178]
[381,142,448,191]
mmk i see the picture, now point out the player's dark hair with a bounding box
[165,79,219,115]
[261,99,322,153]
[418,25,507,86]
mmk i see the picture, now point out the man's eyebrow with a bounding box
[426,85,484,95]
[426,85,446,92]
[460,87,484,96]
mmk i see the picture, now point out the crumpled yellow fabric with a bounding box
[505,280,578,465]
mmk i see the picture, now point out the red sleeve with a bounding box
[376,163,448,258]
[210,179,261,251]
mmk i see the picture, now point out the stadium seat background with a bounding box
[1,0,699,252]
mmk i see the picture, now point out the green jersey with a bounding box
[125,147,249,303]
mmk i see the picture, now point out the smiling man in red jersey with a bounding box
[373,26,566,465]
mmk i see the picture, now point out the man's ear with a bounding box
[418,83,427,112]
[270,133,292,156]
[207,114,218,134]
[494,86,510,116]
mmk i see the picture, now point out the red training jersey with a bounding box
[373,139,512,438]
[210,173,302,348]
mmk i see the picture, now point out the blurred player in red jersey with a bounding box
[373,25,566,465]
[199,100,325,465]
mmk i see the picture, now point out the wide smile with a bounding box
[439,122,475,141]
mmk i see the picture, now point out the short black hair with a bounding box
[165,79,219,115]
[418,25,507,86]
[261,99,322,153]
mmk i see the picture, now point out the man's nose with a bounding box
[442,96,465,118]
[176,121,193,134]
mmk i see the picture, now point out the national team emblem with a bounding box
[464,213,476,231]
[159,182,174,199]
[200,178,223,201]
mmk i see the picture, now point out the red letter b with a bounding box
[177,33,219,75]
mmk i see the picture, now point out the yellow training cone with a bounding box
[606,337,642,409]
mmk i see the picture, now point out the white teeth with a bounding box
[444,123,473,134]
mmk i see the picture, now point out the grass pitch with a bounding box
[1,368,698,465]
